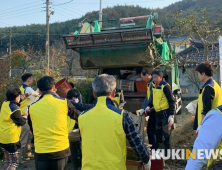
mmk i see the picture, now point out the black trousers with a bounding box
[155,110,172,156]
[147,109,157,150]
[35,157,68,170]
[69,141,82,170]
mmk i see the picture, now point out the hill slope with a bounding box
[0,0,221,54]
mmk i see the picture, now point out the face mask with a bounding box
[74,98,79,103]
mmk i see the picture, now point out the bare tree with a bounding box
[50,40,82,77]
[185,68,201,91]
[173,9,220,62]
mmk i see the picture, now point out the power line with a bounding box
[0,21,11,26]
[52,0,74,6]
[12,37,20,49]
[0,6,43,18]
[53,0,86,13]
[55,11,75,19]
[0,3,43,16]
[53,0,85,15]
[0,11,42,20]
[53,8,82,18]
[0,1,42,13]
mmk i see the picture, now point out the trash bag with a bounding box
[129,112,146,141]
[185,100,198,115]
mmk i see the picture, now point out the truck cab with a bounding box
[63,13,182,114]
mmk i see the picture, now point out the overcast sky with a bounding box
[0,0,181,28]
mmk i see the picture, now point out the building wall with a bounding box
[179,67,220,98]
[171,41,190,54]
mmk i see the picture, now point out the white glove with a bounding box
[168,115,174,126]
[196,125,202,136]
[69,129,79,134]
[145,106,150,115]
[140,109,145,116]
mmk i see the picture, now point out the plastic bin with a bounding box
[150,159,164,170]
[55,78,72,98]
[117,80,134,92]
[135,81,147,93]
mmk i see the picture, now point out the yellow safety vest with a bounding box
[113,89,123,106]
[113,88,123,109]
[197,79,222,126]
[79,96,126,170]
[0,101,22,144]
[207,107,222,168]
[20,84,30,115]
[152,81,169,112]
[29,92,69,153]
[67,117,75,132]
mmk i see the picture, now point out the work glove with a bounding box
[140,109,145,116]
[69,129,79,134]
[145,106,150,115]
[168,115,174,126]
[196,125,202,136]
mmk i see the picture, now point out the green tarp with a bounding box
[146,15,151,28]
[175,63,179,85]
[161,42,169,62]
[160,42,179,85]
[94,20,101,32]
[74,30,78,35]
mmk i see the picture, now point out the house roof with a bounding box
[169,36,190,43]
[0,54,9,60]
[177,40,219,66]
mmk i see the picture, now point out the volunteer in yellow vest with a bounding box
[78,74,150,170]
[193,62,222,130]
[19,73,39,162]
[145,70,176,156]
[66,89,95,170]
[0,87,27,170]
[27,76,80,170]
[185,105,222,170]
[140,69,157,150]
[112,87,125,108]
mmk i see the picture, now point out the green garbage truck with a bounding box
[63,13,182,115]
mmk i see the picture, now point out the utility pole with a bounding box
[99,0,103,28]
[46,0,50,75]
[8,29,11,77]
